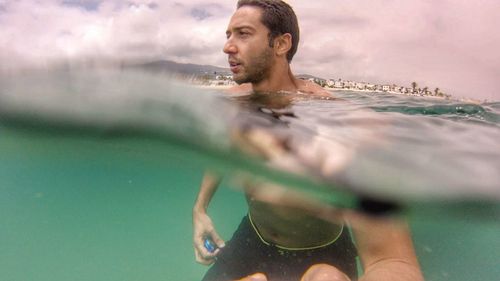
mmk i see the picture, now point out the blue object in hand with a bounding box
[204,238,217,253]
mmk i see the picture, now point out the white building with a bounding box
[356,82,367,90]
[334,80,344,88]
[327,79,335,87]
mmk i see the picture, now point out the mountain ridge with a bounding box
[130,60,325,80]
[132,60,231,76]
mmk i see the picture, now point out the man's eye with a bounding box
[239,31,250,37]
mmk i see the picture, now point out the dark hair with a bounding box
[237,0,300,62]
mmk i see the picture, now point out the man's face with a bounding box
[224,6,274,85]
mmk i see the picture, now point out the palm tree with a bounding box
[411,82,418,94]
[434,88,440,96]
[422,87,428,95]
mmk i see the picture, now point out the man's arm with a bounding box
[349,213,424,281]
[193,171,225,265]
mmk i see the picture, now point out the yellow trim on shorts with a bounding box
[248,212,344,251]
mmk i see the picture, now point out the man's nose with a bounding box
[223,39,237,54]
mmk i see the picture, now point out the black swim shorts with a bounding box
[201,215,358,281]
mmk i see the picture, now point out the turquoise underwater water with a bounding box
[0,125,247,281]
[0,70,499,281]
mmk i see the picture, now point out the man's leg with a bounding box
[202,216,264,281]
[235,265,351,281]
[300,264,351,281]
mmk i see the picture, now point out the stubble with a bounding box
[234,48,274,85]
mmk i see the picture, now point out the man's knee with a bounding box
[235,273,267,281]
[301,264,351,281]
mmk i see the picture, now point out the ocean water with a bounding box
[0,69,499,281]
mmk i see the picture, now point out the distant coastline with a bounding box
[190,75,458,101]
[133,60,483,103]
[192,81,483,104]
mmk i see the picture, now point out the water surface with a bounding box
[1,69,499,281]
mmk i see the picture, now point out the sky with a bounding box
[1,0,499,101]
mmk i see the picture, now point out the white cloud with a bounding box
[291,0,500,100]
[0,0,498,100]
[0,0,232,65]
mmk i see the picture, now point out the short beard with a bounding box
[234,48,274,85]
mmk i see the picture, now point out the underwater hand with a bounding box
[192,211,225,265]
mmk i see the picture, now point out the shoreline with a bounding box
[192,84,456,101]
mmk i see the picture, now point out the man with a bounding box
[222,0,329,96]
[193,1,424,280]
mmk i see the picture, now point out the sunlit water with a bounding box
[0,69,499,281]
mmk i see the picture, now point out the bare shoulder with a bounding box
[224,83,252,96]
[296,79,334,98]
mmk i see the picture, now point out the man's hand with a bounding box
[193,210,225,265]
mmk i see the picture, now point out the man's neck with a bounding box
[251,60,298,93]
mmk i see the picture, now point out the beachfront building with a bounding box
[206,79,235,86]
[365,83,377,91]
[355,82,367,90]
[313,78,327,87]
[333,80,344,88]
[343,81,356,89]
[216,74,233,80]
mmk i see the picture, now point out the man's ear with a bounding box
[274,33,292,58]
